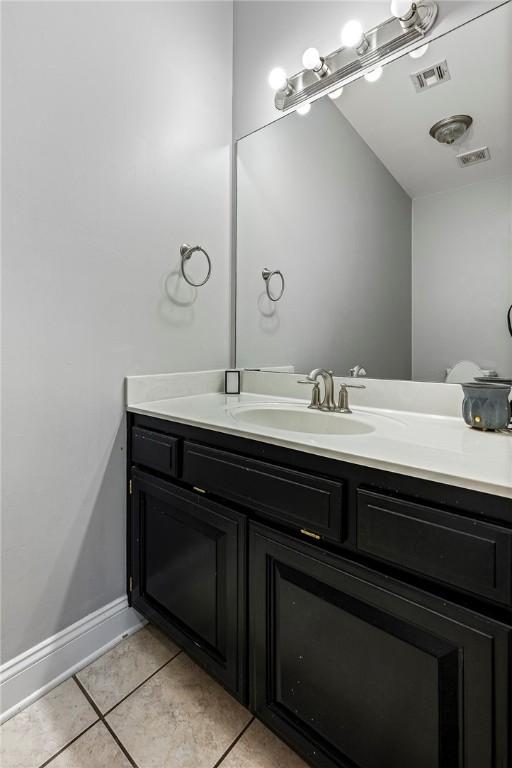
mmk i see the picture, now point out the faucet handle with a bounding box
[297,379,321,409]
[336,382,365,413]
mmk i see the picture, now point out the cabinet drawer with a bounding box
[183,442,344,542]
[355,489,512,605]
[132,427,179,477]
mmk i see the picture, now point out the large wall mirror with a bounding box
[235,3,512,382]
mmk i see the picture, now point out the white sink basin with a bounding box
[227,404,376,435]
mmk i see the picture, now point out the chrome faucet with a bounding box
[298,368,366,413]
[298,369,336,411]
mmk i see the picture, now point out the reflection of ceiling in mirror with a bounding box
[333,3,512,197]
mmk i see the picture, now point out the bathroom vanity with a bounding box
[123,3,512,764]
[126,377,512,768]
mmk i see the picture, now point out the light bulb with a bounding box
[296,102,311,116]
[390,0,413,18]
[268,67,288,91]
[340,20,364,48]
[409,43,429,59]
[328,87,344,100]
[364,66,383,83]
[302,47,322,71]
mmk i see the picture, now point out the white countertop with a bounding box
[128,391,512,499]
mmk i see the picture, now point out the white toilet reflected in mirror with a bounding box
[445,360,495,384]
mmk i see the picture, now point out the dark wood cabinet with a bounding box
[127,414,512,767]
[353,488,512,605]
[182,441,345,542]
[131,427,180,477]
[130,468,246,700]
[249,522,511,768]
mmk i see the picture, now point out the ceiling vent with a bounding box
[456,147,491,168]
[411,60,451,92]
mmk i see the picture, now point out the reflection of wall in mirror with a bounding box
[412,174,512,381]
[236,97,412,379]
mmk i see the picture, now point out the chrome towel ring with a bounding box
[262,268,285,301]
[180,243,212,287]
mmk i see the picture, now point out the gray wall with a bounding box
[236,98,412,379]
[1,1,232,662]
[412,174,512,381]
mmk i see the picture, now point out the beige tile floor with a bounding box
[0,624,307,768]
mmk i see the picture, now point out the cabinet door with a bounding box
[131,469,246,700]
[249,523,510,768]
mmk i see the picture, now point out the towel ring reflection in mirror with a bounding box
[180,243,212,287]
[262,268,285,301]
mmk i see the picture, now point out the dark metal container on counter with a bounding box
[461,382,511,430]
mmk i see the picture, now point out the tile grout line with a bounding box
[99,718,140,768]
[102,649,182,716]
[34,646,248,768]
[37,721,99,768]
[211,715,255,768]
[34,646,182,768]
[72,676,140,768]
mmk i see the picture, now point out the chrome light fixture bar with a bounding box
[274,2,438,111]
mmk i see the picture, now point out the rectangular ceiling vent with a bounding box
[456,147,491,168]
[411,60,451,92]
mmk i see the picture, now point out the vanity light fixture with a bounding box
[390,1,438,33]
[328,87,344,100]
[409,42,429,58]
[268,67,294,96]
[340,20,369,55]
[390,0,414,20]
[296,102,311,115]
[364,66,383,82]
[302,47,330,78]
[272,2,438,112]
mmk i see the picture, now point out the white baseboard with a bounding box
[0,596,146,723]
